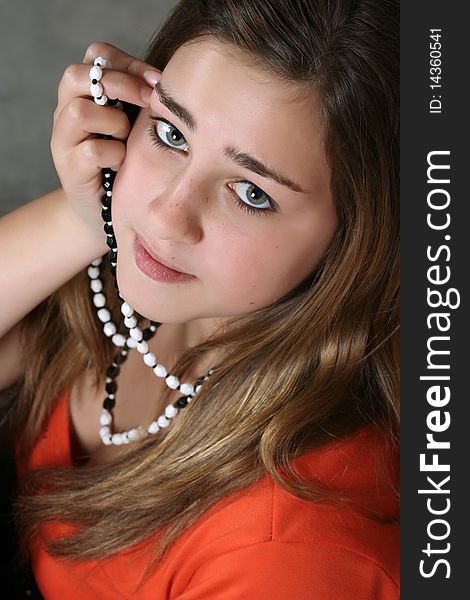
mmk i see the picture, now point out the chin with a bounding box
[115,274,192,324]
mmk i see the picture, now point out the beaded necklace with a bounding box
[87,169,214,446]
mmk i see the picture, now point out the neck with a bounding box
[148,317,227,378]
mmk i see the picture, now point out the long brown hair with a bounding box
[10,0,399,579]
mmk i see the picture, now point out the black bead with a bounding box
[110,265,116,277]
[103,397,115,410]
[106,364,120,378]
[104,222,114,235]
[101,207,112,222]
[174,396,189,409]
[106,235,117,249]
[105,381,117,394]
[102,168,116,182]
[102,195,111,209]
[142,328,154,341]
[115,352,128,365]
[103,180,112,190]
[110,249,118,261]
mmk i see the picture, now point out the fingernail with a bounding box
[143,70,160,86]
[140,86,152,105]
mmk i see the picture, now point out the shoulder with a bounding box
[171,539,399,599]
[157,424,399,598]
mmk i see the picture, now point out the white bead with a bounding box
[166,375,180,390]
[93,293,106,308]
[99,426,111,437]
[91,257,103,267]
[180,383,194,396]
[103,321,117,337]
[90,278,103,293]
[195,384,202,393]
[137,341,148,354]
[127,428,140,441]
[95,95,108,105]
[112,333,127,347]
[90,81,103,97]
[143,352,156,367]
[97,308,111,323]
[126,338,138,348]
[111,433,124,445]
[102,434,113,446]
[87,266,99,279]
[153,364,168,378]
[106,190,112,197]
[130,327,143,341]
[148,421,160,434]
[122,434,130,444]
[157,415,170,428]
[100,410,112,426]
[124,315,137,328]
[121,302,134,317]
[165,405,178,419]
[89,65,102,81]
[94,56,112,69]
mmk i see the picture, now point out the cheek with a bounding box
[109,148,158,231]
[206,216,332,309]
[204,233,305,308]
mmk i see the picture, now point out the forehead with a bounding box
[165,38,317,114]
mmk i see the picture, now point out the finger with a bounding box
[82,41,161,84]
[52,98,131,154]
[57,63,156,112]
[76,137,127,172]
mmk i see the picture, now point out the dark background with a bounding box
[401,2,468,597]
[0,0,178,217]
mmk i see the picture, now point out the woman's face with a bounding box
[112,38,337,324]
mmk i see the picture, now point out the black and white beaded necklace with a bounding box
[87,167,214,446]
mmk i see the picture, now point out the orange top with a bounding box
[17,390,399,599]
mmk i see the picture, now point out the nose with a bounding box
[147,174,204,244]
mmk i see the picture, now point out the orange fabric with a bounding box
[16,390,399,599]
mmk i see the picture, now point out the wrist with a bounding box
[55,189,109,262]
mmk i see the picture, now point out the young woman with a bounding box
[0,0,399,597]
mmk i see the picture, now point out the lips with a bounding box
[136,235,190,275]
[133,234,196,283]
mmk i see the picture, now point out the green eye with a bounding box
[149,117,189,153]
[229,181,272,212]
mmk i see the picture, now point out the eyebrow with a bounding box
[155,81,308,194]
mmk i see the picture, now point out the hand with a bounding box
[50,41,161,250]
